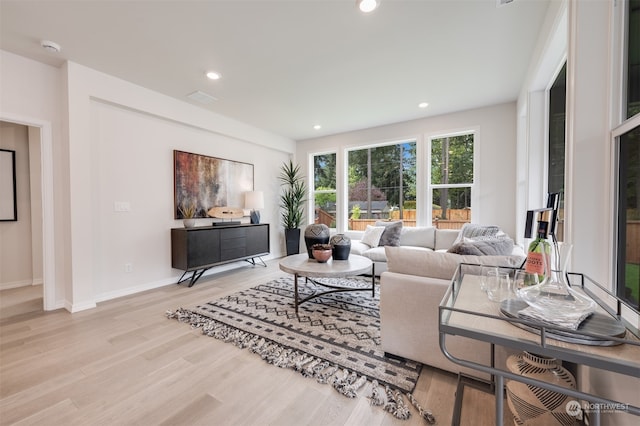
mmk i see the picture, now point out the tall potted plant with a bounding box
[278,159,307,255]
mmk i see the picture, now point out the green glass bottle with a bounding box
[524,211,551,282]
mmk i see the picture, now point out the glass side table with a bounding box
[439,263,640,426]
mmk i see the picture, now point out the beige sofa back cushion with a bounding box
[385,246,525,281]
[398,226,436,248]
[434,229,460,251]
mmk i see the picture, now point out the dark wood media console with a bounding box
[171,223,269,286]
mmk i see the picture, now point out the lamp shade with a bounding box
[244,191,264,210]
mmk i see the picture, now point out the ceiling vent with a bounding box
[496,0,514,7]
[187,90,217,104]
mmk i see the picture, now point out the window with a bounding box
[347,141,416,230]
[616,122,640,310]
[430,133,474,229]
[548,62,567,241]
[312,153,337,228]
[616,0,640,309]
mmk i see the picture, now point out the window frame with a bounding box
[309,151,338,230]
[426,130,478,227]
[344,138,418,229]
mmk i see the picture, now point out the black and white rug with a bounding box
[166,276,435,423]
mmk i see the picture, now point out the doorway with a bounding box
[0,115,56,311]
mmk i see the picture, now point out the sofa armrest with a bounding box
[380,271,492,380]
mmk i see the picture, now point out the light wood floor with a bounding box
[0,260,507,426]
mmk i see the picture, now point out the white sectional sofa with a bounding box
[380,246,524,379]
[346,223,524,275]
[345,223,525,378]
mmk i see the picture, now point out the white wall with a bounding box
[1,49,296,312]
[89,100,290,302]
[62,61,296,311]
[296,102,519,237]
[0,50,67,310]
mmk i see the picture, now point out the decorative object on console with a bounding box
[244,191,264,224]
[278,160,307,256]
[311,243,332,263]
[330,234,351,260]
[174,150,253,219]
[506,351,578,425]
[178,201,196,228]
[207,206,244,226]
[304,223,330,259]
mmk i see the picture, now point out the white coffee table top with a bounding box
[279,253,373,278]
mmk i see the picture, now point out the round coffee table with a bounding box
[279,253,375,313]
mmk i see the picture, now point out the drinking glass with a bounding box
[513,270,539,295]
[487,270,511,302]
[480,265,498,292]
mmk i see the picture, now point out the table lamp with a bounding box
[245,191,264,224]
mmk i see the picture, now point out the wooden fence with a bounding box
[628,221,640,263]
[347,218,467,231]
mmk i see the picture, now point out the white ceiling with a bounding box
[0,0,550,141]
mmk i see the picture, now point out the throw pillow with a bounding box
[452,223,500,245]
[375,220,403,246]
[361,225,386,248]
[447,237,514,256]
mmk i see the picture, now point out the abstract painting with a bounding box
[174,150,254,219]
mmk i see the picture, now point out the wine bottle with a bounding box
[524,211,551,281]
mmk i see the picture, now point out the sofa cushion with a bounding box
[398,226,436,249]
[362,246,388,262]
[452,223,500,245]
[447,237,514,256]
[434,229,461,251]
[385,246,524,281]
[361,225,386,247]
[375,220,403,246]
[350,240,371,256]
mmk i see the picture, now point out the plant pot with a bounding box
[330,234,351,260]
[285,228,301,256]
[183,219,195,228]
[304,224,330,258]
[311,249,332,263]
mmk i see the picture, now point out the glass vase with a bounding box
[517,243,596,320]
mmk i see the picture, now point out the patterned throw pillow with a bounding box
[447,237,514,256]
[452,223,500,245]
[361,225,386,248]
[375,220,403,246]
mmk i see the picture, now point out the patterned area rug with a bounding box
[167,275,435,423]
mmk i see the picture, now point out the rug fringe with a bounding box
[166,308,434,422]
[407,392,437,424]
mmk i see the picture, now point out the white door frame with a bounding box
[1,113,56,310]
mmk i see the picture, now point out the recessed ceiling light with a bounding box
[206,71,221,80]
[418,102,429,108]
[357,0,379,13]
[313,125,322,130]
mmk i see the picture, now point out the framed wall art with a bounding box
[0,149,17,221]
[173,150,254,219]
